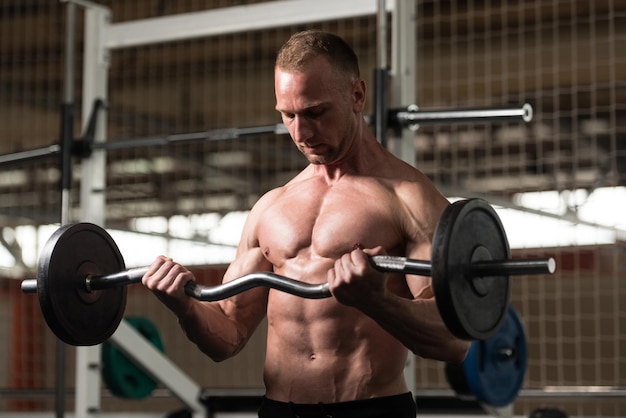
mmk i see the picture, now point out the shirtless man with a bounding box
[143,30,470,417]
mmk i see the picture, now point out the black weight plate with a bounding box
[432,199,511,340]
[37,223,127,346]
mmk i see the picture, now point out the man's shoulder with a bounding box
[374,154,434,188]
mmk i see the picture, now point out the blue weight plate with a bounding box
[432,199,511,340]
[463,305,527,407]
[37,223,127,346]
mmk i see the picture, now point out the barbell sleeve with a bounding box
[86,267,149,291]
[21,279,37,294]
[370,255,555,277]
[470,257,556,277]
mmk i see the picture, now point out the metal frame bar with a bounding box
[4,386,626,401]
[75,4,110,417]
[0,124,284,166]
[0,102,534,166]
[391,104,533,128]
[0,145,61,165]
[389,0,417,166]
[419,387,626,399]
[110,320,206,417]
[102,0,392,50]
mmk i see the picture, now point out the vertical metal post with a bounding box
[55,2,77,417]
[389,0,417,167]
[61,2,75,225]
[75,3,110,417]
[374,0,389,146]
[390,0,418,394]
[80,5,109,227]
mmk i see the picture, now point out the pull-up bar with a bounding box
[0,101,532,167]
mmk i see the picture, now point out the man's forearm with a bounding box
[177,300,248,362]
[360,292,470,363]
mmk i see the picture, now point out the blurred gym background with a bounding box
[0,1,624,416]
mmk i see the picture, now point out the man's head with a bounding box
[274,31,366,165]
[275,30,360,85]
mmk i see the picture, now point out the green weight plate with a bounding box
[432,199,511,340]
[445,305,528,407]
[37,223,127,346]
[102,316,165,399]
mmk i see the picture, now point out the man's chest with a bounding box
[257,181,404,266]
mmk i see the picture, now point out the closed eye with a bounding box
[277,105,326,122]
[305,108,325,119]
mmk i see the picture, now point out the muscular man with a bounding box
[143,30,470,417]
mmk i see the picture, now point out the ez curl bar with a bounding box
[21,198,555,346]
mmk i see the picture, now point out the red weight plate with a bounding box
[37,223,127,346]
[431,199,511,340]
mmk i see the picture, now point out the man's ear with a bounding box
[352,79,367,112]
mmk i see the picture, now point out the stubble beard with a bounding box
[299,145,337,165]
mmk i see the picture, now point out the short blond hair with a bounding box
[275,30,360,81]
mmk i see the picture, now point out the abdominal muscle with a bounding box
[262,289,409,403]
[257,175,413,402]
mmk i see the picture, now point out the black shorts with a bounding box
[258,392,416,418]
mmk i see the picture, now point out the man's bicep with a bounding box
[214,195,275,337]
[399,183,450,297]
[216,247,271,343]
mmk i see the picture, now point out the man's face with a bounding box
[275,56,364,165]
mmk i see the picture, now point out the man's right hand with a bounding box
[142,255,195,313]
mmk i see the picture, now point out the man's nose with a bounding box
[292,116,313,142]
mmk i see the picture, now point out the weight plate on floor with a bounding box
[445,305,528,407]
[432,199,511,340]
[102,316,164,399]
[37,223,127,346]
